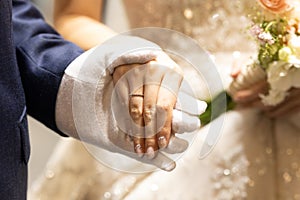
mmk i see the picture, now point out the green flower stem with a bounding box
[199,91,235,126]
[264,21,276,32]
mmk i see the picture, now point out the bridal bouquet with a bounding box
[200,0,300,125]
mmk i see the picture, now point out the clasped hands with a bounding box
[111,53,205,166]
[56,36,206,171]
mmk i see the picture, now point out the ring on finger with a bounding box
[130,93,144,98]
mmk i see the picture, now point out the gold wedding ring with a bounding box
[129,94,144,98]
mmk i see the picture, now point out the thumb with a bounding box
[163,135,189,154]
[140,152,176,172]
[175,91,207,116]
[172,109,201,134]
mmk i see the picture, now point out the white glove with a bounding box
[55,35,207,171]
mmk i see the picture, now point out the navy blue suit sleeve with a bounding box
[12,0,84,136]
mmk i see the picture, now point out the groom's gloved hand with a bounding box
[55,35,207,171]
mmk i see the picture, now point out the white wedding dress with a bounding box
[30,0,300,199]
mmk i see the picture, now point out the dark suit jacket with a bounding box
[0,0,83,199]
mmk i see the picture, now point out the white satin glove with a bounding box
[55,36,207,171]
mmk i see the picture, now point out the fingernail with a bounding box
[162,161,176,172]
[158,136,167,149]
[135,144,143,158]
[146,147,155,159]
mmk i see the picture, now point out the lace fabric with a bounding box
[123,0,257,53]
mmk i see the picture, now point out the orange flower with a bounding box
[258,0,292,13]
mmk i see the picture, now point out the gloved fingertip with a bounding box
[175,91,207,116]
[161,160,176,172]
[172,110,200,134]
[164,136,188,154]
[197,100,208,115]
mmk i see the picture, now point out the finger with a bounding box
[238,98,271,110]
[129,90,145,157]
[266,103,300,118]
[140,152,176,172]
[144,84,160,157]
[156,68,183,149]
[144,62,165,151]
[127,67,145,157]
[233,80,268,103]
[175,91,207,116]
[265,89,300,118]
[113,65,132,84]
[113,74,129,105]
[162,135,189,154]
[172,109,200,134]
[112,70,132,135]
[144,137,158,159]
[230,64,241,78]
[110,131,175,172]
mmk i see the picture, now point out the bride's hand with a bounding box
[264,88,300,118]
[230,66,300,118]
[231,79,269,109]
[112,56,183,159]
[230,63,268,107]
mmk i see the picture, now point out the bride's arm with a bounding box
[54,0,116,50]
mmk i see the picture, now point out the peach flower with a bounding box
[257,0,292,13]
